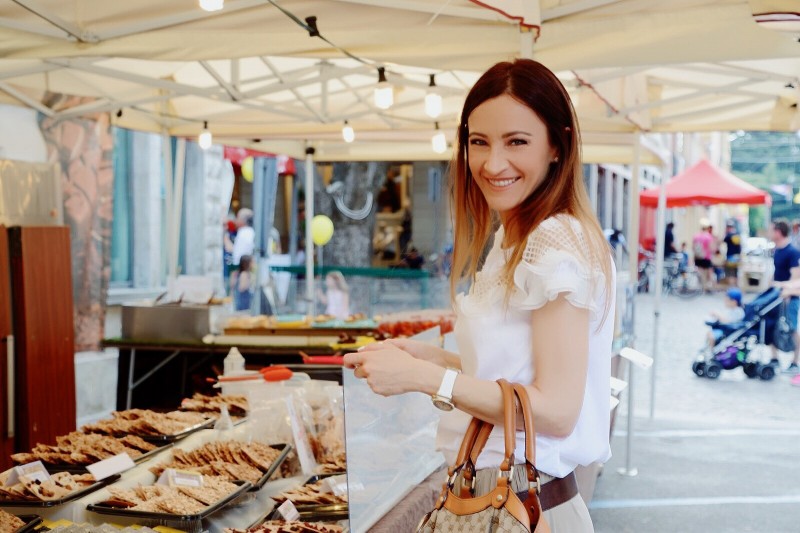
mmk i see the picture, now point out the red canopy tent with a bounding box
[640,159,771,208]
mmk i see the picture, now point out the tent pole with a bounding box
[629,136,641,283]
[650,135,673,419]
[304,146,315,317]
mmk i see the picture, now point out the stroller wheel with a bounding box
[705,363,722,379]
[692,361,706,377]
[743,362,759,379]
[759,365,776,381]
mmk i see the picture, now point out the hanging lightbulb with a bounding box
[199,0,224,12]
[198,121,213,150]
[425,74,442,118]
[374,67,393,110]
[432,122,447,154]
[342,121,355,143]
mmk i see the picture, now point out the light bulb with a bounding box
[342,121,355,143]
[432,131,447,154]
[425,74,442,118]
[425,92,442,119]
[199,121,212,150]
[199,0,224,12]
[374,67,393,110]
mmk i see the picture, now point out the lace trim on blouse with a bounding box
[458,215,606,320]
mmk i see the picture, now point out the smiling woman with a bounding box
[344,59,615,533]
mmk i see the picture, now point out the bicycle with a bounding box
[638,251,703,298]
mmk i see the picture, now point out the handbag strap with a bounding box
[511,383,540,484]
[497,379,517,472]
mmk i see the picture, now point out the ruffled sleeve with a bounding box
[510,216,607,320]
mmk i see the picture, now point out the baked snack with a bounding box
[0,509,25,533]
[96,476,239,515]
[272,480,347,506]
[81,410,209,438]
[150,441,283,484]
[225,522,343,533]
[0,470,96,502]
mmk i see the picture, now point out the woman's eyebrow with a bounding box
[468,130,532,137]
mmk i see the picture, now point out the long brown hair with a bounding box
[450,58,613,322]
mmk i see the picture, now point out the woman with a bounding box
[318,270,350,320]
[344,59,615,532]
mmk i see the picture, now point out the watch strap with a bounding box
[436,368,459,401]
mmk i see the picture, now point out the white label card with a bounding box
[156,468,204,487]
[322,474,349,498]
[276,499,300,522]
[286,397,318,475]
[6,461,50,486]
[87,453,135,481]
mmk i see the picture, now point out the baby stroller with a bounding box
[692,287,784,380]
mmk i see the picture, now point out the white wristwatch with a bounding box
[432,368,460,411]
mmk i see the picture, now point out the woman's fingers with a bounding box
[343,352,364,369]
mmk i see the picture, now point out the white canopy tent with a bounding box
[0,0,796,163]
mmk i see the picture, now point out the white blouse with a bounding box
[436,214,615,478]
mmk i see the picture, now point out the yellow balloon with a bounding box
[311,215,334,246]
[241,156,254,183]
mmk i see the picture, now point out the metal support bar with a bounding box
[4,335,14,438]
[126,348,182,409]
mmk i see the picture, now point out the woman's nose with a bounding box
[482,146,507,175]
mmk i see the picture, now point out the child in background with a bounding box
[678,242,690,272]
[231,255,253,311]
[317,271,350,320]
[706,287,745,350]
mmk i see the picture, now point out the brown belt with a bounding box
[537,471,579,511]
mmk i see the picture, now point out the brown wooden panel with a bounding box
[9,226,76,451]
[0,226,14,469]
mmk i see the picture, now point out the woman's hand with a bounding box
[343,343,442,397]
[359,338,461,370]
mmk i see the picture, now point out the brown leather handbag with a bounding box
[417,379,551,533]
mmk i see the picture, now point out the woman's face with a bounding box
[467,94,556,222]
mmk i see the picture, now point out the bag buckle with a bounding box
[529,476,541,494]
[497,465,514,481]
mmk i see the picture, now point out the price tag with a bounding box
[276,499,300,522]
[87,453,135,481]
[321,474,348,498]
[286,398,318,475]
[6,461,51,486]
[156,468,204,487]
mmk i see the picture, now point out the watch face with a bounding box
[432,397,454,411]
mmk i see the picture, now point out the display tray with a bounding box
[12,514,43,533]
[249,444,293,491]
[86,479,252,522]
[0,474,122,508]
[271,475,349,522]
[138,418,216,443]
[23,442,175,474]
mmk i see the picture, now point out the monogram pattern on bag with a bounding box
[417,506,529,533]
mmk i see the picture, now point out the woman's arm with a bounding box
[344,294,590,438]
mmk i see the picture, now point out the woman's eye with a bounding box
[469,138,487,146]
[508,138,527,146]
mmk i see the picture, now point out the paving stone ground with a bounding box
[591,291,800,533]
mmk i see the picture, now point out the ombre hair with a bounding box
[449,58,613,323]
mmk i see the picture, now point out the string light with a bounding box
[198,121,213,150]
[431,122,447,154]
[374,67,393,110]
[425,74,442,118]
[342,121,355,143]
[199,0,224,12]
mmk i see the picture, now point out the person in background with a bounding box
[232,208,255,267]
[344,58,615,531]
[693,220,715,292]
[317,271,350,319]
[223,216,237,293]
[705,287,745,351]
[791,219,800,250]
[664,222,678,258]
[396,246,425,270]
[678,242,690,272]
[769,219,800,374]
[231,254,253,311]
[723,221,741,287]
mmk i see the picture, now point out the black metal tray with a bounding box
[270,474,349,521]
[12,514,43,533]
[86,479,252,522]
[250,443,293,491]
[138,418,216,443]
[23,442,175,474]
[0,474,122,508]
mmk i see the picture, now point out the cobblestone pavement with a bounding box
[591,291,800,533]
